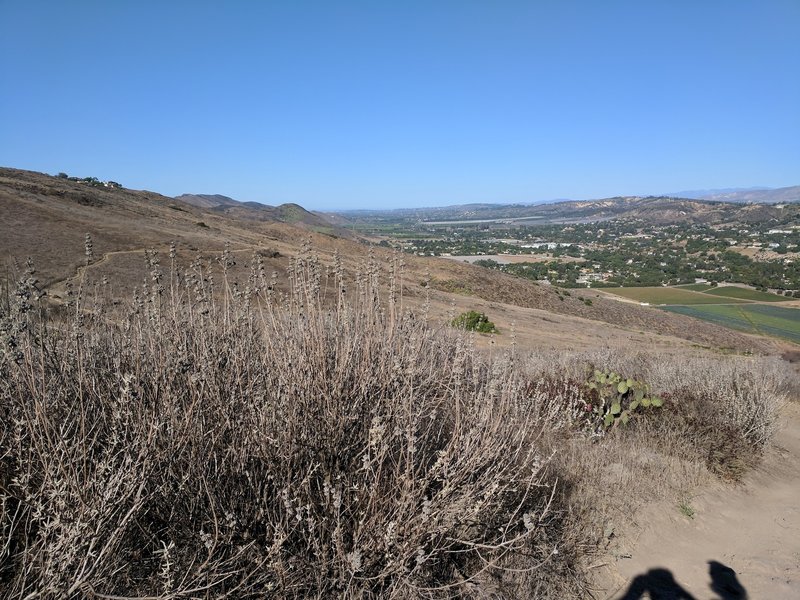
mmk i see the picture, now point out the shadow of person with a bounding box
[619,568,697,599]
[708,560,748,599]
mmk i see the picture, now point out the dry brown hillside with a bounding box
[0,167,348,285]
[0,167,785,355]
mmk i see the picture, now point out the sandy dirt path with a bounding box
[605,402,800,599]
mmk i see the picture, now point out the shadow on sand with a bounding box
[619,560,747,599]
[618,568,696,599]
[708,561,747,599]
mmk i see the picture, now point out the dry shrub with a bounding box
[0,252,573,599]
[649,355,787,448]
[0,251,793,599]
[524,347,788,458]
[648,356,789,480]
[519,346,793,567]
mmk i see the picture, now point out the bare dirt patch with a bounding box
[602,402,800,598]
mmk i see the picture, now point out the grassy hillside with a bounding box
[0,167,784,355]
[0,168,350,285]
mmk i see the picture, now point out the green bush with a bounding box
[451,310,498,333]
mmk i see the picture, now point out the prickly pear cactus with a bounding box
[585,369,663,429]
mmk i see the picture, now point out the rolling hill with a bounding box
[0,167,351,286]
[693,185,800,204]
[174,192,337,229]
[333,194,799,227]
[173,193,243,209]
[0,166,790,357]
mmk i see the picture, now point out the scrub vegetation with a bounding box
[450,310,499,334]
[0,247,793,598]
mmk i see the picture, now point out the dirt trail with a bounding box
[46,248,142,297]
[605,402,800,599]
[46,243,266,298]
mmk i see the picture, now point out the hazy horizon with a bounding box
[4,164,798,212]
[2,1,798,211]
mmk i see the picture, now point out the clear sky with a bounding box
[1,1,798,210]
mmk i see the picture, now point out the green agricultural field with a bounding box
[662,304,800,344]
[701,286,793,302]
[604,287,749,305]
[675,283,714,291]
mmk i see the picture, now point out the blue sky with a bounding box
[1,1,798,210]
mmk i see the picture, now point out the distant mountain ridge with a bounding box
[667,186,800,204]
[174,193,336,230]
[331,187,799,226]
[332,194,798,226]
[173,193,242,209]
[667,187,771,199]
